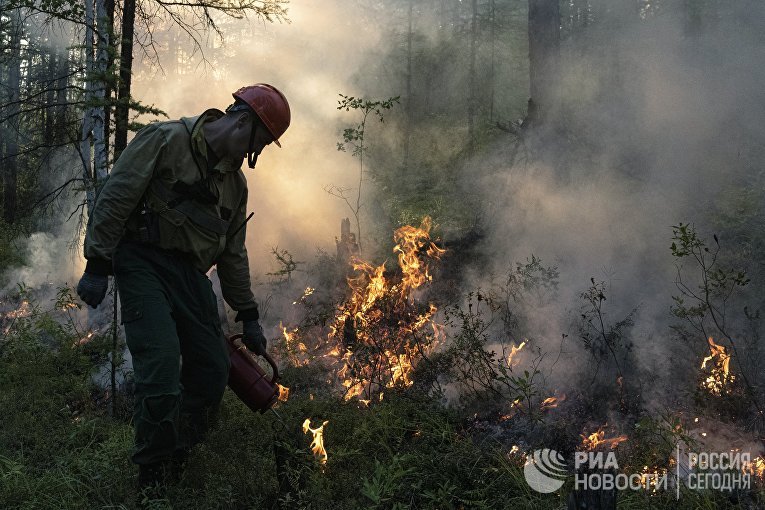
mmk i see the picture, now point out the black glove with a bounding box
[242,320,267,356]
[76,272,109,308]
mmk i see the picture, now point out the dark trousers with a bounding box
[113,241,230,465]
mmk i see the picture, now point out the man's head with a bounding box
[228,83,291,168]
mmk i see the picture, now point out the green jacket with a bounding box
[84,109,258,317]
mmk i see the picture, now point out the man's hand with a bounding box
[76,272,109,308]
[242,320,267,356]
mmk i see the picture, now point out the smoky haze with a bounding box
[132,1,388,279]
[4,0,762,413]
[467,3,765,400]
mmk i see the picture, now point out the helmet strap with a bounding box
[246,117,258,169]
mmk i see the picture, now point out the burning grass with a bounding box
[700,336,737,396]
[3,221,765,508]
[277,216,445,402]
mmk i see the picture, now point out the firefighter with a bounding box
[75,84,290,490]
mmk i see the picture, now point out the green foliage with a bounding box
[486,255,560,339]
[0,297,134,508]
[577,278,637,378]
[0,220,26,282]
[7,0,85,21]
[267,246,303,282]
[336,94,400,158]
[426,292,545,419]
[669,222,749,353]
[331,93,400,251]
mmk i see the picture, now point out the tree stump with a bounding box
[335,218,359,264]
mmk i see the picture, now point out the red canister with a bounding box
[226,334,280,413]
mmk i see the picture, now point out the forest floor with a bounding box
[1,312,764,509]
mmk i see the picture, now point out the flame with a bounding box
[700,337,735,396]
[72,331,94,347]
[393,216,445,294]
[506,341,526,366]
[541,393,566,410]
[293,286,315,305]
[744,457,765,479]
[639,466,668,493]
[580,426,628,450]
[277,384,290,402]
[276,219,444,402]
[302,418,329,465]
[281,322,309,366]
[3,300,30,321]
[329,217,444,400]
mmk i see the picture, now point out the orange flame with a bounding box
[292,286,315,305]
[506,341,526,366]
[302,418,329,465]
[72,331,94,347]
[700,337,735,396]
[581,426,628,450]
[281,322,309,366]
[744,457,765,480]
[276,219,444,402]
[328,217,444,400]
[541,393,566,410]
[3,300,30,321]
[277,384,290,402]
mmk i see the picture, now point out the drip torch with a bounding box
[226,333,282,415]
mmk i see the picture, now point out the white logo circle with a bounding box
[523,448,567,493]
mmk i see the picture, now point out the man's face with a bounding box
[229,112,273,165]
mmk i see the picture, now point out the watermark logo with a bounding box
[523,448,567,493]
[522,445,755,497]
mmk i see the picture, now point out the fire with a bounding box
[274,219,444,402]
[541,393,566,410]
[744,456,765,479]
[327,217,444,400]
[506,341,526,366]
[639,466,668,492]
[292,286,315,305]
[72,331,94,347]
[277,384,290,402]
[393,216,445,293]
[281,322,309,366]
[2,300,31,321]
[700,337,735,396]
[302,418,329,465]
[580,426,628,450]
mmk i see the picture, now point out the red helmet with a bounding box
[232,83,290,147]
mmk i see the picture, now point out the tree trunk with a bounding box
[527,0,560,126]
[54,48,70,144]
[44,51,57,145]
[80,0,95,212]
[403,0,413,169]
[102,0,115,159]
[3,6,22,224]
[489,0,495,123]
[114,0,136,160]
[467,0,478,154]
[93,0,109,182]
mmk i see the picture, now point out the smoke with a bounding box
[5,0,760,423]
[464,4,765,403]
[131,1,390,279]
[126,1,765,405]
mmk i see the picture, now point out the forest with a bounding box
[2,0,765,508]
